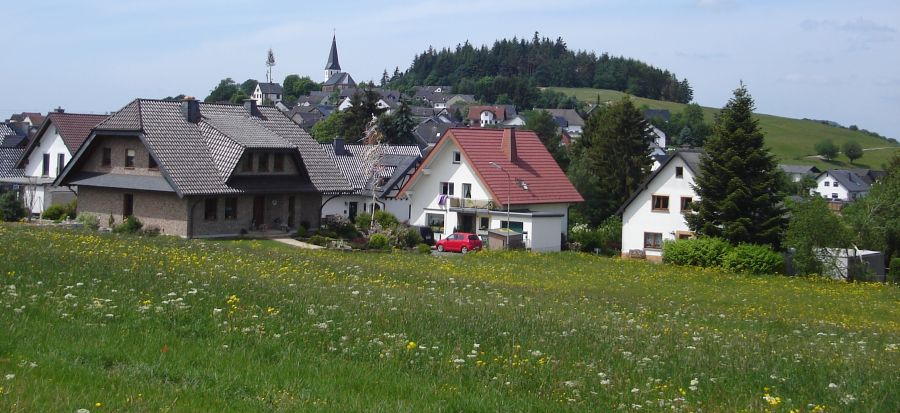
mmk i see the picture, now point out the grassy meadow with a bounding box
[548,87,900,170]
[0,224,898,412]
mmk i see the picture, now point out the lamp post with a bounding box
[489,161,511,250]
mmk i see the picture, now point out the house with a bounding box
[0,125,28,192]
[502,114,527,127]
[779,164,821,182]
[537,109,585,135]
[398,128,583,252]
[412,118,453,148]
[811,169,883,202]
[813,248,886,281]
[446,94,476,108]
[13,111,108,215]
[6,112,45,137]
[618,149,703,261]
[650,125,667,149]
[54,98,350,237]
[320,139,422,221]
[321,34,356,92]
[252,82,283,105]
[467,106,509,127]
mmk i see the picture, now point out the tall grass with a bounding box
[0,224,897,412]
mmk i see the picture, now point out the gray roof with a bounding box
[617,149,704,215]
[0,147,24,179]
[820,170,871,193]
[538,109,584,127]
[66,172,175,192]
[0,123,16,138]
[413,119,453,146]
[325,35,341,71]
[1,134,26,148]
[58,99,351,196]
[257,82,283,95]
[320,142,422,197]
[779,164,821,175]
[324,72,355,87]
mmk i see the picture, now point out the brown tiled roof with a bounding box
[16,112,108,168]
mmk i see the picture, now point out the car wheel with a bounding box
[437,245,444,252]
[461,246,468,254]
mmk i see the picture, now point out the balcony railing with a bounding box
[445,197,495,209]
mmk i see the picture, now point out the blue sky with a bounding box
[3,0,899,139]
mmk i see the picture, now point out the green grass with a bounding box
[549,87,900,170]
[1,224,898,412]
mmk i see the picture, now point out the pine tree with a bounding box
[572,96,653,225]
[686,84,786,248]
[380,70,390,87]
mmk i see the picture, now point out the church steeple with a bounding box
[324,34,341,80]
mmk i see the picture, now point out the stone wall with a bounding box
[77,186,188,236]
[81,135,162,176]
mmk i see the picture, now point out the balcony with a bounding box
[445,196,495,210]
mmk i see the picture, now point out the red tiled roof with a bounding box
[401,128,583,206]
[467,106,506,121]
[48,113,108,153]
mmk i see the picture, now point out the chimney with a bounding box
[54,106,65,113]
[501,126,518,162]
[333,138,345,156]
[181,96,200,123]
[243,99,259,117]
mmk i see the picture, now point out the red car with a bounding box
[435,232,483,253]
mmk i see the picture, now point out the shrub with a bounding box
[322,215,359,239]
[355,212,373,233]
[416,243,432,254]
[295,226,308,238]
[0,191,26,222]
[367,233,390,250]
[42,205,68,221]
[308,235,332,246]
[722,244,784,275]
[113,216,143,234]
[662,237,732,267]
[569,216,621,254]
[76,214,100,231]
[374,210,399,230]
[889,258,900,284]
[400,226,422,248]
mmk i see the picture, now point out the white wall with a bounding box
[812,173,852,201]
[23,124,72,214]
[321,194,414,223]
[622,156,697,259]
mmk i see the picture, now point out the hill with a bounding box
[1,224,897,411]
[549,87,900,170]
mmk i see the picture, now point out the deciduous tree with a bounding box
[842,140,863,163]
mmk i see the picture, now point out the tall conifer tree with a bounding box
[686,84,786,248]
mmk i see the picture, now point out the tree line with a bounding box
[388,33,693,105]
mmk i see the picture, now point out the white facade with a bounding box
[404,139,569,251]
[337,97,395,115]
[321,195,413,223]
[651,126,667,149]
[621,155,698,261]
[252,84,282,105]
[812,172,852,201]
[480,111,497,127]
[22,124,73,214]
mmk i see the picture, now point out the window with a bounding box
[831,193,838,199]
[122,193,134,218]
[148,154,158,170]
[833,182,839,188]
[468,235,479,241]
[125,149,135,168]
[500,221,524,233]
[824,181,830,187]
[479,217,489,230]
[452,151,461,164]
[462,183,472,199]
[42,153,50,176]
[680,197,693,213]
[257,154,269,172]
[675,166,684,178]
[57,153,65,176]
[102,147,111,167]
[651,195,670,211]
[224,198,238,220]
[204,198,218,221]
[426,213,445,231]
[273,153,285,172]
[440,182,454,196]
[644,232,663,249]
[241,154,253,172]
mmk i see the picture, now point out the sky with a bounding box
[3,0,899,139]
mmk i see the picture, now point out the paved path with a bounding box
[273,237,324,249]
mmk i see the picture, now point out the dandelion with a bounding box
[406,341,417,351]
[95,402,102,407]
[763,393,781,406]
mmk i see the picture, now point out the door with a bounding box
[253,196,265,229]
[122,193,134,218]
[459,214,475,233]
[287,196,296,228]
[348,202,358,222]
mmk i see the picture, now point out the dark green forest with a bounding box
[388,33,693,105]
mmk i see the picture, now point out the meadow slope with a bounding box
[0,225,898,412]
[548,87,900,170]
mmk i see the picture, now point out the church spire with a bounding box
[324,33,341,80]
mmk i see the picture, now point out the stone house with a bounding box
[54,98,350,237]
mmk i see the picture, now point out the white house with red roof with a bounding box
[398,127,583,252]
[14,111,108,215]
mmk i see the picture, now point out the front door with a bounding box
[288,196,296,228]
[253,196,265,229]
[348,202,358,222]
[459,214,475,233]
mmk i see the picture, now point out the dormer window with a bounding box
[258,154,269,172]
[149,154,158,170]
[125,149,135,168]
[273,153,285,172]
[241,154,253,172]
[102,148,111,167]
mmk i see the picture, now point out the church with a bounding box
[321,35,356,92]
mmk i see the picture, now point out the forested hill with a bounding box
[388,33,693,104]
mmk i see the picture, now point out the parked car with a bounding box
[418,226,435,246]
[434,232,483,253]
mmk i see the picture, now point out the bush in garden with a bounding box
[322,215,359,239]
[569,216,622,254]
[76,214,100,231]
[416,243,432,254]
[308,235,333,246]
[721,244,784,275]
[367,233,390,250]
[373,210,399,230]
[400,226,422,248]
[888,258,900,284]
[0,191,26,222]
[113,216,144,234]
[295,226,308,238]
[662,237,732,267]
[42,204,74,221]
[354,212,373,233]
